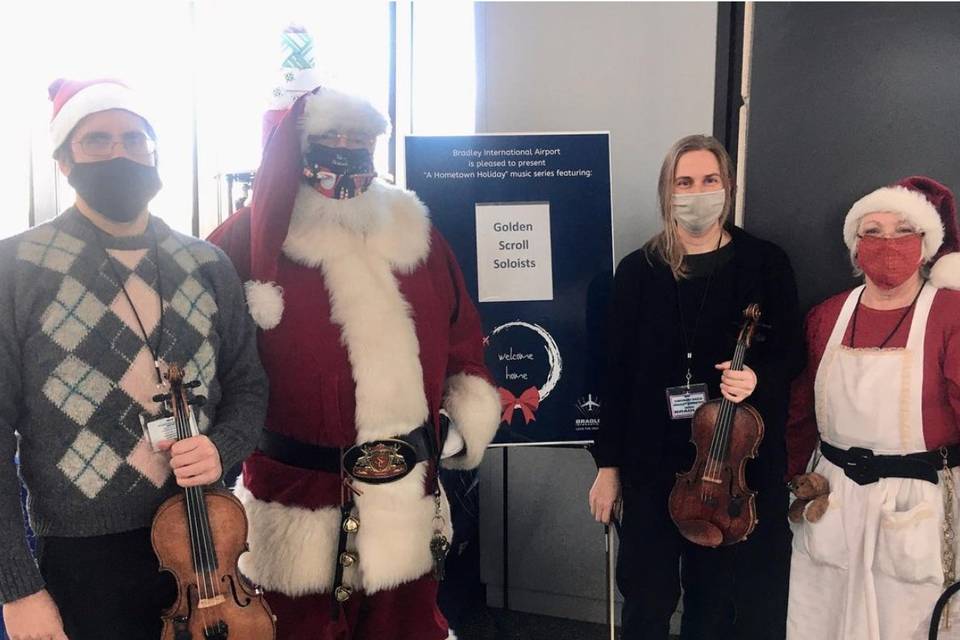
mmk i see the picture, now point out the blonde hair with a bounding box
[644,135,735,279]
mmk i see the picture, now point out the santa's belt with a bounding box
[820,441,960,486]
[257,418,447,484]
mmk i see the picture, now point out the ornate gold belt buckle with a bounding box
[343,439,418,484]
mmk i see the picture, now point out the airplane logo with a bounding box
[577,394,601,417]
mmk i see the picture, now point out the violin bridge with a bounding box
[702,476,723,485]
[197,594,226,609]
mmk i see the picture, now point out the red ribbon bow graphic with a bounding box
[498,386,540,425]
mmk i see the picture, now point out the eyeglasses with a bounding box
[71,131,156,158]
[309,131,375,149]
[857,229,922,240]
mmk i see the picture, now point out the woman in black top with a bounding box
[588,135,802,639]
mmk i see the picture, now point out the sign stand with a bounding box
[502,446,511,612]
[405,132,615,634]
[496,443,618,637]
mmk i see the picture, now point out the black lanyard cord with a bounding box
[90,220,165,384]
[675,231,724,386]
[849,282,924,350]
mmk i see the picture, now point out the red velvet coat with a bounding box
[209,180,500,601]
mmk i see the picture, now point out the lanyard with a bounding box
[675,232,724,388]
[88,219,166,384]
[848,282,924,349]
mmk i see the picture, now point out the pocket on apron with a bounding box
[875,500,943,585]
[791,493,849,569]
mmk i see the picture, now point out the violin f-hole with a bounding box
[223,574,252,608]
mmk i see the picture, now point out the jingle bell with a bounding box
[343,516,360,533]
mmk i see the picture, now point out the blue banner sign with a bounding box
[406,133,613,445]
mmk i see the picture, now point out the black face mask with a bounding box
[302,144,375,199]
[68,157,162,223]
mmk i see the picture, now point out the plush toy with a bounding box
[788,472,831,523]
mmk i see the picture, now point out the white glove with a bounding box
[441,417,466,459]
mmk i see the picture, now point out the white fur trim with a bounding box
[300,88,389,150]
[244,280,284,330]
[844,185,944,260]
[50,82,152,150]
[441,373,500,470]
[283,181,431,272]
[930,252,960,290]
[353,462,452,593]
[235,467,451,596]
[235,482,342,597]
[283,180,432,442]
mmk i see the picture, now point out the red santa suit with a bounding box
[785,177,960,640]
[209,88,500,640]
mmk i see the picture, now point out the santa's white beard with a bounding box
[288,181,388,239]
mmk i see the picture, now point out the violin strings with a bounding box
[718,343,746,473]
[172,380,213,631]
[184,394,221,599]
[712,342,744,474]
[703,340,746,484]
[197,486,221,596]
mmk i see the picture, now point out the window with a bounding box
[411,2,477,135]
[4,0,475,241]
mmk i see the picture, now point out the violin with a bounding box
[151,363,275,640]
[668,304,764,547]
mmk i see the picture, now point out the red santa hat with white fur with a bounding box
[844,175,960,290]
[48,78,154,154]
[226,85,390,330]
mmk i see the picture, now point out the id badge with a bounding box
[140,414,177,451]
[140,410,200,451]
[665,384,709,420]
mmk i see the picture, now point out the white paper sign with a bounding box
[475,202,553,302]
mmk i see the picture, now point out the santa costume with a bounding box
[208,87,500,640]
[786,176,960,640]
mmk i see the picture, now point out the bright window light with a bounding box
[411,2,476,135]
[17,0,197,234]
[6,0,474,238]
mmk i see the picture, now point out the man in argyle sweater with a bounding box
[0,79,267,640]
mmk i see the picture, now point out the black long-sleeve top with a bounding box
[592,225,803,489]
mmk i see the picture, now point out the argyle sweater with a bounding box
[0,208,267,603]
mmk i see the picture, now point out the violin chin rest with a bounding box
[676,519,723,548]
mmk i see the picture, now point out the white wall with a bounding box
[474,1,717,624]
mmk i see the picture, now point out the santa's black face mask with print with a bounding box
[68,157,162,223]
[302,144,376,200]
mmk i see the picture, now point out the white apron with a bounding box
[787,284,958,640]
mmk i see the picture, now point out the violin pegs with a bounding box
[152,393,170,403]
[189,395,207,407]
[186,380,202,389]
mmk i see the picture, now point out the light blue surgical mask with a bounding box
[672,190,726,235]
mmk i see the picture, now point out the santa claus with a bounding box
[208,86,500,640]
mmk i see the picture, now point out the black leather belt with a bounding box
[258,417,448,484]
[820,441,960,486]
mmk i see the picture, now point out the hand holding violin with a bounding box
[715,362,757,403]
[158,435,222,487]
